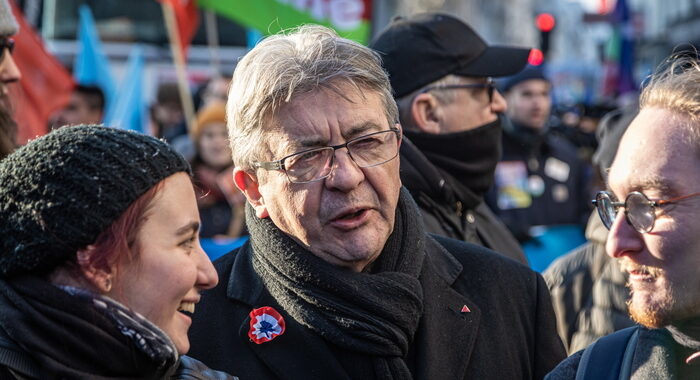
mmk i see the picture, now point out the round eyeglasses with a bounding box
[593,190,700,233]
[253,128,401,184]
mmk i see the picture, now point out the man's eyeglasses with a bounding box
[593,190,700,233]
[253,127,401,184]
[0,38,14,62]
[419,77,496,103]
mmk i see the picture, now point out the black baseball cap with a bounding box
[370,13,531,98]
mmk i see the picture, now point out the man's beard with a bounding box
[627,290,674,328]
[621,260,673,328]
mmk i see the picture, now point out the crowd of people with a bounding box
[2,0,700,378]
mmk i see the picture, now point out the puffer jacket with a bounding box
[543,211,634,354]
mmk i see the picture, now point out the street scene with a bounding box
[1,0,700,378]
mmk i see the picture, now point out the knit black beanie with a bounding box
[0,125,192,277]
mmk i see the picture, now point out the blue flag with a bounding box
[104,46,146,133]
[74,4,116,115]
[246,28,263,48]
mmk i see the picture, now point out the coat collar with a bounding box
[226,242,349,379]
[226,242,262,305]
[411,236,481,379]
[225,235,480,380]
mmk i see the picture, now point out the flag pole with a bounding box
[204,9,221,76]
[161,1,195,135]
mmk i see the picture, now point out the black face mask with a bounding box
[404,116,503,198]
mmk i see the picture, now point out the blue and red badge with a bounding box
[248,306,286,344]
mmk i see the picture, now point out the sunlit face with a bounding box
[607,107,700,328]
[110,172,219,354]
[198,121,232,169]
[438,76,507,132]
[248,83,402,272]
[505,79,551,129]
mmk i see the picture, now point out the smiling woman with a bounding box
[0,125,235,379]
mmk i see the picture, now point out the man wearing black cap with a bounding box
[488,66,589,247]
[370,13,529,264]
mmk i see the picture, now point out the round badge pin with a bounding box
[248,306,286,344]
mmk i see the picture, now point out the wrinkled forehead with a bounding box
[608,108,699,195]
[260,85,389,154]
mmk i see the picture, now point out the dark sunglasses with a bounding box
[0,38,15,61]
[419,77,496,103]
[593,190,700,233]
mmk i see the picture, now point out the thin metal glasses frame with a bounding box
[253,127,401,184]
[592,190,700,233]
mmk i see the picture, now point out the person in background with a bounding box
[489,66,590,242]
[195,74,230,111]
[547,55,700,379]
[151,82,186,142]
[0,125,234,379]
[187,24,564,379]
[190,101,246,238]
[0,0,21,159]
[544,104,637,354]
[370,13,529,265]
[50,84,105,129]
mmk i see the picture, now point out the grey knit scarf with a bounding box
[247,187,425,379]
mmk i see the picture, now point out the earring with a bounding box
[103,277,112,292]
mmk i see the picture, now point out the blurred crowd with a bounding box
[3,1,700,379]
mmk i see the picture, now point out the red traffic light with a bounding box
[528,49,544,66]
[536,13,556,32]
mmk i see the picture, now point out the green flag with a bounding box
[197,0,372,44]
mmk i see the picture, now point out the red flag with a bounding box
[10,1,74,144]
[158,0,199,58]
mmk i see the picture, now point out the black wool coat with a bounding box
[188,235,565,380]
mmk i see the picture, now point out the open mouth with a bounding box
[177,301,195,316]
[337,209,365,220]
[628,268,656,283]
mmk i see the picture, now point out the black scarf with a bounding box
[248,187,425,379]
[0,275,178,379]
[404,117,502,204]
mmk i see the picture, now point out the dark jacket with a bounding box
[488,125,590,241]
[188,235,565,379]
[400,138,527,265]
[0,292,237,380]
[0,331,234,380]
[544,212,633,354]
[546,326,700,379]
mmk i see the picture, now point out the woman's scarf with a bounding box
[248,187,426,379]
[0,275,178,379]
